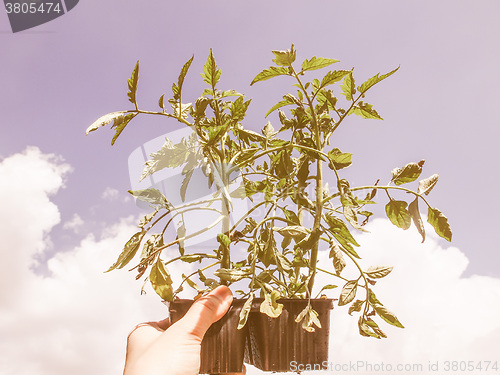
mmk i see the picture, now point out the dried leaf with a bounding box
[418,174,439,195]
[408,198,425,242]
[339,280,358,306]
[365,265,393,279]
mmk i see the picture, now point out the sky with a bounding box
[1,1,500,374]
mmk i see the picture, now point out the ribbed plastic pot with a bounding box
[169,299,247,374]
[244,298,334,372]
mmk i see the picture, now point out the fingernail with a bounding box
[211,285,233,303]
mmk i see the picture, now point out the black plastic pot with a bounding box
[169,299,247,374]
[245,298,334,372]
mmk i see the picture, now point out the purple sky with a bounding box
[2,1,499,276]
[2,2,500,374]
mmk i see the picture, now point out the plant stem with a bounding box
[323,185,433,208]
[131,215,224,271]
[291,66,324,295]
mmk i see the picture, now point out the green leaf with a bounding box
[170,101,192,120]
[357,66,399,94]
[200,49,221,88]
[408,198,425,242]
[251,66,290,86]
[349,102,383,120]
[341,72,356,101]
[319,70,350,90]
[316,89,338,111]
[365,318,387,338]
[259,226,277,267]
[140,234,163,261]
[193,97,212,119]
[365,265,393,279]
[318,284,338,295]
[368,288,382,306]
[373,304,404,328]
[260,289,283,318]
[327,148,352,170]
[183,273,203,292]
[385,200,412,230]
[106,231,145,272]
[217,233,231,250]
[176,222,186,256]
[262,122,276,139]
[180,254,205,263]
[344,205,369,233]
[180,169,194,202]
[325,214,361,249]
[158,94,165,111]
[428,207,452,241]
[127,60,139,105]
[339,280,358,306]
[128,188,169,208]
[86,112,138,144]
[272,44,296,66]
[111,113,138,145]
[238,294,254,329]
[294,228,321,253]
[140,138,190,181]
[273,225,308,241]
[358,317,381,338]
[220,89,244,98]
[301,56,339,72]
[173,55,194,101]
[214,268,251,282]
[237,128,267,144]
[138,211,158,229]
[280,207,301,225]
[150,260,174,301]
[275,251,293,273]
[418,174,439,195]
[230,96,252,122]
[391,160,425,185]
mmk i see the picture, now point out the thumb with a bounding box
[175,285,233,341]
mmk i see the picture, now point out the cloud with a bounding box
[0,147,71,302]
[246,219,500,374]
[101,186,120,201]
[1,147,499,375]
[101,186,132,203]
[62,213,84,234]
[0,148,167,375]
[321,219,500,373]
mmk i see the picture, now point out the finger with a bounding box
[126,320,169,363]
[174,285,233,341]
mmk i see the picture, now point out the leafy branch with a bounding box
[87,46,452,337]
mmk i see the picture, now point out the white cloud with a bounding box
[247,219,500,375]
[101,186,132,204]
[101,186,120,201]
[0,148,167,375]
[62,213,84,234]
[0,147,71,303]
[1,147,499,375]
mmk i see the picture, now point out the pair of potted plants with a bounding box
[87,45,452,374]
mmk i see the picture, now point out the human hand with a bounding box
[123,285,246,375]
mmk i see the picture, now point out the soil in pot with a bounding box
[169,299,248,374]
[244,298,334,372]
